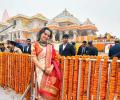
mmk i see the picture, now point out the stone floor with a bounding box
[0,87,23,100]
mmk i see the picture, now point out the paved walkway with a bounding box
[0,87,23,100]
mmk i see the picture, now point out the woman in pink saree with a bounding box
[31,27,61,100]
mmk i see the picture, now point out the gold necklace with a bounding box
[39,41,47,47]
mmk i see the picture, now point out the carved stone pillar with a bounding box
[72,30,77,42]
[11,32,15,41]
[52,30,56,42]
[18,31,20,39]
[59,31,63,41]
[20,31,26,40]
[9,32,12,41]
[20,31,23,39]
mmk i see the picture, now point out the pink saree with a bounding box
[32,42,62,100]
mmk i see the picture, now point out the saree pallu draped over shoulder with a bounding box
[31,42,62,100]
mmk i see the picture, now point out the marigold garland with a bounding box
[64,57,69,100]
[90,59,96,99]
[100,57,108,100]
[68,57,74,100]
[108,57,118,100]
[0,53,34,99]
[0,53,2,85]
[92,56,101,99]
[11,53,14,89]
[15,53,19,93]
[73,56,79,100]
[79,57,86,100]
[0,53,120,100]
[2,53,5,86]
[83,57,89,100]
[117,63,120,100]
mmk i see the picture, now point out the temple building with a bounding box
[0,9,97,42]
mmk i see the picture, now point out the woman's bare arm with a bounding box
[32,56,45,71]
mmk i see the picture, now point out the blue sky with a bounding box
[0,0,120,38]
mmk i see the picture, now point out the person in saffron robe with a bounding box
[31,27,61,100]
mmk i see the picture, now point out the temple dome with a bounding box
[53,9,81,25]
[30,13,48,21]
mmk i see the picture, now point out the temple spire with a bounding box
[83,18,94,25]
[2,9,9,23]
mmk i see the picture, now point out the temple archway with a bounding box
[69,30,74,39]
[55,30,60,41]
[81,31,87,36]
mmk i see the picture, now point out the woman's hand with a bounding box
[45,64,54,74]
[32,56,45,71]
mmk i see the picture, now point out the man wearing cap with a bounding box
[59,34,75,56]
[77,41,88,55]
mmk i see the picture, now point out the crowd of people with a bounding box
[59,34,120,59]
[0,34,98,57]
[0,27,120,100]
[0,39,31,54]
[59,34,98,57]
[0,31,120,59]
